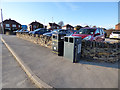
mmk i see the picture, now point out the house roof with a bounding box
[63,24,74,28]
[29,21,43,25]
[49,23,60,27]
[116,23,120,26]
[3,18,21,25]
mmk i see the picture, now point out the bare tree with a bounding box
[84,25,89,27]
[58,21,64,27]
[93,25,97,28]
[75,25,83,30]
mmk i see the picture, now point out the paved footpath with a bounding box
[2,35,119,88]
[2,39,36,88]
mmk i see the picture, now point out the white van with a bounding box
[109,31,120,39]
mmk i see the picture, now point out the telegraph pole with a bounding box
[44,19,45,28]
[52,17,53,30]
[1,9,4,34]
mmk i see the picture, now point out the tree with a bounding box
[92,26,97,28]
[58,21,64,27]
[75,25,83,30]
[84,25,89,27]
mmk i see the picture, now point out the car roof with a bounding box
[53,29,66,31]
[80,27,104,30]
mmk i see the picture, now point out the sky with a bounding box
[0,1,119,29]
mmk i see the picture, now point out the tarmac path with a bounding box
[1,37,36,88]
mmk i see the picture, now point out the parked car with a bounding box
[13,30,20,33]
[72,27,105,41]
[29,28,51,35]
[18,29,29,33]
[104,31,107,38]
[68,30,77,36]
[43,29,72,37]
[109,31,120,39]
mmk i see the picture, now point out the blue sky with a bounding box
[1,2,118,29]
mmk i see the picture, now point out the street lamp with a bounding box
[1,9,4,34]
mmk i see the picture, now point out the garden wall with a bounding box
[16,32,120,63]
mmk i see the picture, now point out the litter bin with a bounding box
[64,36,82,63]
[52,33,66,56]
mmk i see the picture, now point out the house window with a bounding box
[68,27,70,29]
[18,25,20,28]
[12,24,16,27]
[6,24,10,27]
[33,25,36,28]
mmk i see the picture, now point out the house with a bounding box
[0,18,21,33]
[115,23,120,30]
[62,24,74,30]
[47,23,61,30]
[28,21,44,31]
[74,25,83,30]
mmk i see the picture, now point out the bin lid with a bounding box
[64,36,81,38]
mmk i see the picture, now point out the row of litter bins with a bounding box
[52,33,82,63]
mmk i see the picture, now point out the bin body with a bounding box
[64,36,82,63]
[52,33,66,56]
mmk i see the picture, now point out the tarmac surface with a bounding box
[1,38,36,88]
[2,35,119,88]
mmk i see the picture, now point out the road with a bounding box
[2,40,36,88]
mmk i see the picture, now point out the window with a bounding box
[113,32,120,34]
[78,29,95,34]
[6,24,10,27]
[33,25,36,28]
[99,29,103,35]
[68,27,70,29]
[40,29,44,33]
[12,24,16,27]
[18,25,20,28]
[95,29,100,34]
[101,29,104,34]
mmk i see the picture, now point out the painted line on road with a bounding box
[1,37,53,88]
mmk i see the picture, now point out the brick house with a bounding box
[62,24,74,30]
[47,23,61,30]
[0,18,21,33]
[28,21,44,31]
[115,23,120,30]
